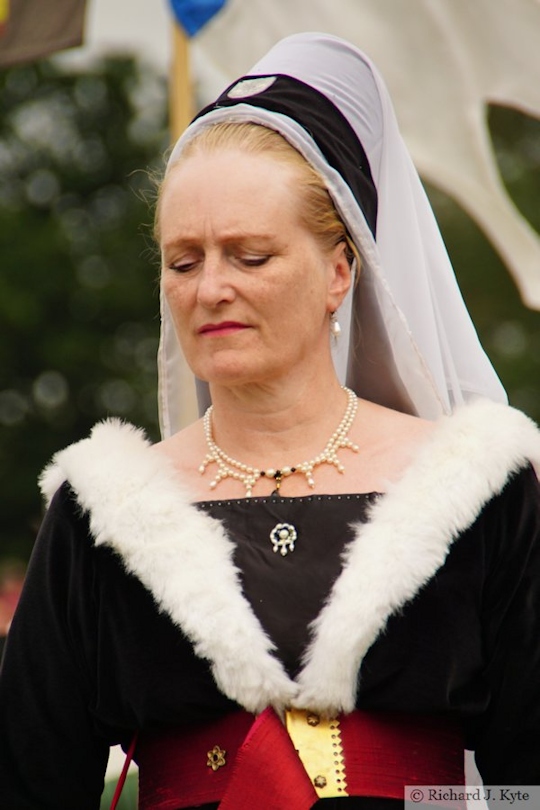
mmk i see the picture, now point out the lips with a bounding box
[198,321,250,336]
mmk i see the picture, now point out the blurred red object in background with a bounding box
[0,563,25,636]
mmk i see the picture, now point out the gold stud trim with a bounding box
[285,709,348,798]
[207,745,227,771]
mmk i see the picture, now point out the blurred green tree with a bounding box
[0,56,167,562]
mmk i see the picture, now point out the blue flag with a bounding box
[169,0,227,37]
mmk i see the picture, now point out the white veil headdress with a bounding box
[158,32,506,438]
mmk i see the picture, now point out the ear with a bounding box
[327,242,352,311]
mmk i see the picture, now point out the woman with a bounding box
[1,32,540,810]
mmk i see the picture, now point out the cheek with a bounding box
[162,288,194,344]
[162,275,190,317]
[284,265,327,314]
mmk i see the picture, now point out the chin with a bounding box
[196,359,281,389]
[193,361,257,386]
[189,345,296,388]
[202,371,263,388]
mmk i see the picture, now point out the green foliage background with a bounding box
[0,57,166,562]
[1,57,539,565]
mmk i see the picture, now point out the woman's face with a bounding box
[159,148,350,389]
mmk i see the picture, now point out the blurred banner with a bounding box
[169,0,227,37]
[0,0,86,67]
[0,0,8,36]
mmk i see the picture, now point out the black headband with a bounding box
[194,74,378,237]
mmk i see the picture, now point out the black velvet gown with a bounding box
[1,407,540,809]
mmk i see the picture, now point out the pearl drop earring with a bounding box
[330,312,341,337]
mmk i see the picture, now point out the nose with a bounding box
[196,253,236,308]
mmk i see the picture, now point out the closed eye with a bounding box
[168,260,199,273]
[239,255,271,267]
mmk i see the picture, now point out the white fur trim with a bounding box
[295,399,540,713]
[40,402,540,715]
[40,419,297,714]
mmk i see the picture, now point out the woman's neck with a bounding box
[207,375,350,469]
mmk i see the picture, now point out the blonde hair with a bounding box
[155,122,360,268]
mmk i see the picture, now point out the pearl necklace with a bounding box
[200,387,359,497]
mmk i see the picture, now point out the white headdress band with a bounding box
[158,32,506,437]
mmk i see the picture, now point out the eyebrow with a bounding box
[161,232,279,252]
